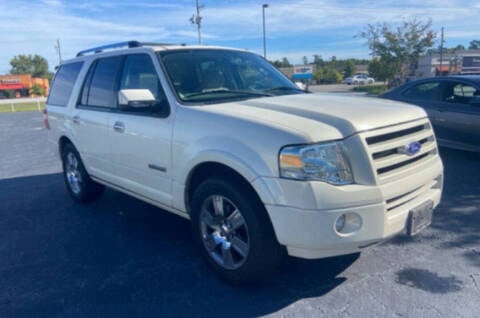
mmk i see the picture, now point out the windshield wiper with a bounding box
[184,88,273,99]
[264,86,305,93]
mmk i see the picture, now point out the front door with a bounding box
[107,53,174,206]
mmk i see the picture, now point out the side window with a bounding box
[119,54,167,104]
[449,83,478,104]
[47,62,83,106]
[402,82,443,101]
[83,56,122,108]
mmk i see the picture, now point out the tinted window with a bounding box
[448,83,479,104]
[86,56,122,108]
[47,62,83,106]
[402,82,443,101]
[119,54,166,102]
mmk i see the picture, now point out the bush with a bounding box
[314,67,343,84]
[353,85,388,95]
[30,84,44,96]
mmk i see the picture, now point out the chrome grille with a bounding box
[361,119,438,185]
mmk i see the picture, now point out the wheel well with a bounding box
[58,136,73,157]
[185,162,261,215]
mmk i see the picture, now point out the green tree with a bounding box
[281,57,292,67]
[358,17,436,80]
[30,84,44,96]
[343,59,356,78]
[469,40,480,50]
[10,54,50,78]
[312,54,324,68]
[272,57,292,68]
[368,58,396,81]
[314,66,342,84]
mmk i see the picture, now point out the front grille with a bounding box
[361,119,438,184]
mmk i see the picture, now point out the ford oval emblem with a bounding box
[399,141,421,156]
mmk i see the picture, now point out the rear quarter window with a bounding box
[47,62,83,106]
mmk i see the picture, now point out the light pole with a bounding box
[262,4,269,59]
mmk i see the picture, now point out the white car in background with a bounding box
[344,73,375,85]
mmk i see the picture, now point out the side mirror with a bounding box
[118,89,155,108]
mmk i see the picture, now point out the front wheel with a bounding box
[191,178,284,284]
[62,143,104,203]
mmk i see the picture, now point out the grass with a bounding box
[0,101,45,113]
[353,84,388,95]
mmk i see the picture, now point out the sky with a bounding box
[0,0,479,74]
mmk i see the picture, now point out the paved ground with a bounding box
[0,112,479,317]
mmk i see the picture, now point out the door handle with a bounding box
[113,121,125,133]
[72,115,80,124]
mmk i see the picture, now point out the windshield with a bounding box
[158,49,303,103]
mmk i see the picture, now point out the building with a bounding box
[416,50,480,78]
[0,74,49,98]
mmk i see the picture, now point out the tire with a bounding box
[61,143,104,203]
[191,178,285,284]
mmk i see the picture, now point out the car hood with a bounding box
[199,93,427,142]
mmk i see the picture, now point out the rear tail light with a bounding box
[43,109,50,129]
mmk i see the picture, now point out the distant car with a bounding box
[343,74,375,85]
[380,76,480,152]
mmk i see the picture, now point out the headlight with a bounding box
[279,141,353,185]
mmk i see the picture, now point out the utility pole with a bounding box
[439,27,444,76]
[190,0,203,45]
[54,39,62,65]
[262,4,269,59]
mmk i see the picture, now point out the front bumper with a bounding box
[252,158,443,259]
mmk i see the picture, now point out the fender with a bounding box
[170,136,277,212]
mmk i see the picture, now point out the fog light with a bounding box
[335,215,346,232]
[335,212,362,235]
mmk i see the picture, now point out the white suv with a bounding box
[46,41,443,283]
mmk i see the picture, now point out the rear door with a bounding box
[72,56,123,181]
[107,53,174,206]
[434,81,480,150]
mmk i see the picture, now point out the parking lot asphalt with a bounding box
[0,112,479,318]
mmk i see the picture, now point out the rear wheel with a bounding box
[191,178,284,284]
[61,143,104,203]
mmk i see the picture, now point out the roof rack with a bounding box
[76,41,178,57]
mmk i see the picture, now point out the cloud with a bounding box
[41,0,62,7]
[0,0,479,73]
